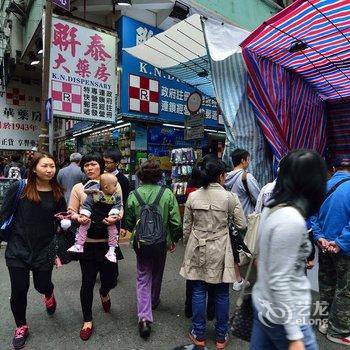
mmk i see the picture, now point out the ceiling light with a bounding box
[163,123,185,129]
[115,0,131,6]
[289,40,307,53]
[29,51,40,65]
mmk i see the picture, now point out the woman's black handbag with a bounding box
[230,293,254,342]
[48,225,76,266]
[230,255,255,342]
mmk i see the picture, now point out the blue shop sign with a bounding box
[117,16,222,128]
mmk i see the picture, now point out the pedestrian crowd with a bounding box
[0,147,349,350]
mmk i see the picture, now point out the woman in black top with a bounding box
[68,153,123,341]
[0,153,66,350]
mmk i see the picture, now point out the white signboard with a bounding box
[0,83,41,150]
[185,113,204,127]
[49,17,116,123]
[185,126,204,140]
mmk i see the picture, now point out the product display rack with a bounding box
[170,147,196,205]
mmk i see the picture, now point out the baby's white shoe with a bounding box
[67,244,84,253]
[105,251,117,263]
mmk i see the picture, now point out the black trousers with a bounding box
[8,267,54,327]
[79,259,117,322]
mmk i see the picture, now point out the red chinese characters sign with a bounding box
[49,17,116,122]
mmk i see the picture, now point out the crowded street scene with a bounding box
[0,0,349,349]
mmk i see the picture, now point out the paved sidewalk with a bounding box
[0,243,344,350]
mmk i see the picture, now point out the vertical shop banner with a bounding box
[49,17,116,123]
[0,83,41,150]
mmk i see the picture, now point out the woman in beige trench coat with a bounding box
[180,158,246,349]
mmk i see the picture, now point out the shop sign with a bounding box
[185,113,204,127]
[49,17,116,123]
[185,126,205,140]
[118,16,220,128]
[0,83,41,150]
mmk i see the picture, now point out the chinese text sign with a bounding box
[49,17,116,123]
[0,83,41,150]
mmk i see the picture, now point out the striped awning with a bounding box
[241,0,350,102]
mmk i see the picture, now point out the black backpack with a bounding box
[133,187,166,257]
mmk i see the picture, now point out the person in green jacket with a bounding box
[125,160,182,339]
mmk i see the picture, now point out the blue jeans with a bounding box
[191,281,229,340]
[249,309,318,350]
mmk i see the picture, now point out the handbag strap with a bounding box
[324,177,350,201]
[12,179,25,214]
[235,204,285,307]
[242,171,256,206]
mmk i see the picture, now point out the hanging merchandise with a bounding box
[170,148,196,204]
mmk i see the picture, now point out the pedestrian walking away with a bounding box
[125,160,182,339]
[310,154,350,346]
[180,158,246,349]
[225,148,260,292]
[68,153,124,341]
[250,149,327,350]
[0,153,66,350]
[183,154,218,320]
[57,152,85,204]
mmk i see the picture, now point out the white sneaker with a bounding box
[105,251,117,263]
[67,244,84,253]
[318,322,328,335]
[232,278,250,291]
[327,334,350,346]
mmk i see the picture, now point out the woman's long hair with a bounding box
[269,149,327,217]
[22,153,63,203]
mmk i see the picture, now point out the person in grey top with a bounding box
[225,149,260,217]
[225,149,260,291]
[57,153,85,203]
[250,150,327,350]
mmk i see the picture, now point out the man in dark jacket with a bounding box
[103,148,130,282]
[103,148,130,227]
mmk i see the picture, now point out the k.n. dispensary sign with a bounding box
[49,17,116,123]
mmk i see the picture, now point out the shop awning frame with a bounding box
[124,14,250,98]
[241,0,350,102]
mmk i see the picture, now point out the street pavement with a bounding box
[0,243,344,350]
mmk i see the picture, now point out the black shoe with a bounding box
[139,320,151,339]
[12,325,29,349]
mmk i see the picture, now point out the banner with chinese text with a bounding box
[49,17,116,123]
[0,82,41,150]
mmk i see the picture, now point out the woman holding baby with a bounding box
[68,153,123,341]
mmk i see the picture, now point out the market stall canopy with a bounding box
[124,14,250,98]
[241,0,350,102]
